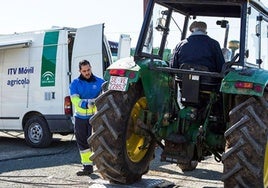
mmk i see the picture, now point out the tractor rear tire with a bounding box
[88,82,155,184]
[222,96,268,187]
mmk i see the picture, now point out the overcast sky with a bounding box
[0,0,144,46]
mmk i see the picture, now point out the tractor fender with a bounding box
[220,68,268,97]
[136,58,171,113]
[104,56,141,86]
[104,56,171,113]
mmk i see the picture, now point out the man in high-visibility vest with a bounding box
[70,59,104,176]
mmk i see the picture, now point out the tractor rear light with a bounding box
[109,69,126,76]
[64,96,73,115]
[254,85,263,93]
[234,82,263,93]
[129,71,136,79]
[235,82,253,89]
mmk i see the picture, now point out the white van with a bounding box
[0,23,113,147]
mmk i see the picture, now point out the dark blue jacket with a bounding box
[171,34,225,72]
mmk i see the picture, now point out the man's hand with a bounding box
[87,99,95,109]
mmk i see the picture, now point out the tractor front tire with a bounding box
[178,160,198,172]
[222,96,268,187]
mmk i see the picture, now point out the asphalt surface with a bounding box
[0,131,224,188]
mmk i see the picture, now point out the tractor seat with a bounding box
[200,77,221,92]
[179,63,221,91]
[177,64,221,104]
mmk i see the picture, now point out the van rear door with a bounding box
[0,51,3,128]
[71,23,112,80]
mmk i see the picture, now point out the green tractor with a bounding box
[88,0,268,187]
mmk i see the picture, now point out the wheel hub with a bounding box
[29,123,43,143]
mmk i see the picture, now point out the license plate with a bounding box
[108,76,128,91]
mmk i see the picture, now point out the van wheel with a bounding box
[24,116,52,148]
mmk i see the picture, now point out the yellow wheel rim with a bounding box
[126,97,149,163]
[264,141,268,188]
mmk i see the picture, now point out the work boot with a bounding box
[76,165,93,176]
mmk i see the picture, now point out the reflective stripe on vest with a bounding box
[80,149,93,165]
[75,105,97,116]
[71,95,97,116]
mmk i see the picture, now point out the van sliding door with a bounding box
[1,48,29,130]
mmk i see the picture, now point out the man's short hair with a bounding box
[189,21,207,33]
[79,60,91,70]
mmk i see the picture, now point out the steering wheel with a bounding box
[221,53,239,75]
[230,53,239,63]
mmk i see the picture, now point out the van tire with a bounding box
[24,116,52,148]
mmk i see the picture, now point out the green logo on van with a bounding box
[41,71,55,85]
[41,31,59,87]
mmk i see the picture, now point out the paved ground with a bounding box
[0,131,224,188]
